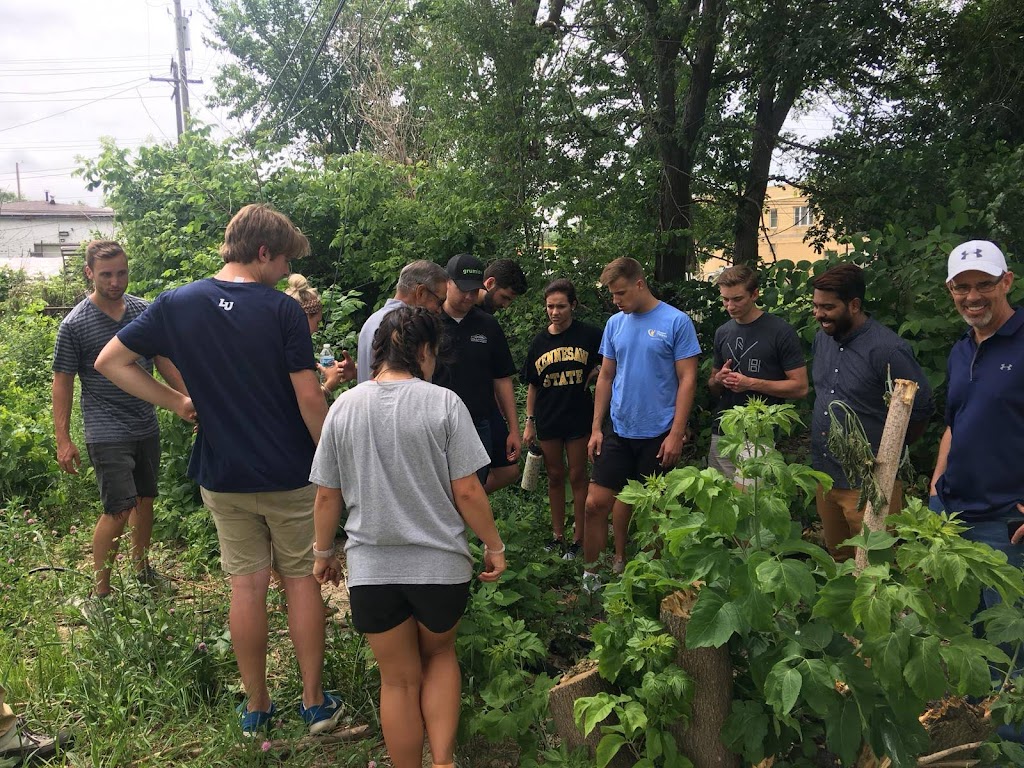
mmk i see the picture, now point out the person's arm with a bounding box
[52,372,81,474]
[494,376,520,461]
[290,369,329,444]
[929,426,952,496]
[451,473,506,582]
[657,356,698,468]
[312,485,345,586]
[722,364,808,399]
[588,356,616,460]
[523,383,538,446]
[154,355,188,395]
[95,338,195,422]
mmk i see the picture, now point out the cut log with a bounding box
[661,590,740,768]
[855,378,918,572]
[548,661,634,768]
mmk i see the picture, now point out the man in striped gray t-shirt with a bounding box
[52,240,185,603]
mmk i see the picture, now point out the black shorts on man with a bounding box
[590,428,668,493]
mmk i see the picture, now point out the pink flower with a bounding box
[261,740,271,752]
[27,518,36,525]
[6,558,13,565]
[368,761,377,768]
[69,525,78,534]
[197,642,207,652]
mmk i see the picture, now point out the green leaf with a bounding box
[905,638,942,704]
[575,694,618,737]
[755,558,817,604]
[798,658,837,715]
[940,644,994,696]
[825,696,862,765]
[790,621,834,653]
[721,700,769,761]
[596,733,627,768]
[812,574,857,631]
[685,589,742,648]
[765,661,803,716]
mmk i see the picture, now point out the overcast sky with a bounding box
[0,0,234,206]
[0,1,833,208]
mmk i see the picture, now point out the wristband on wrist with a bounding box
[312,543,334,559]
[484,542,506,555]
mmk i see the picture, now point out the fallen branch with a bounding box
[917,741,985,766]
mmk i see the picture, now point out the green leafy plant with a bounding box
[580,401,1024,767]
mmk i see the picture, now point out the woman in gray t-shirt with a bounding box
[310,306,506,768]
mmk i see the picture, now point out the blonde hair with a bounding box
[285,273,322,316]
[600,257,644,287]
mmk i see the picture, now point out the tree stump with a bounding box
[661,590,740,768]
[855,378,918,572]
[548,660,634,768]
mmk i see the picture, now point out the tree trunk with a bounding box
[855,378,918,572]
[661,590,740,768]
[733,79,800,267]
[548,664,634,768]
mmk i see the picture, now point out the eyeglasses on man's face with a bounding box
[948,274,1005,296]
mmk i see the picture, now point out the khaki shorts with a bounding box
[200,484,316,578]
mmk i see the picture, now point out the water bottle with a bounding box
[319,344,334,368]
[521,444,544,491]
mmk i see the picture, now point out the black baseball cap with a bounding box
[446,253,485,291]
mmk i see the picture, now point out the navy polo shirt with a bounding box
[810,317,934,489]
[936,307,1024,522]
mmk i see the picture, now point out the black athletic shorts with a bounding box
[348,582,471,634]
[589,428,669,493]
[487,405,516,469]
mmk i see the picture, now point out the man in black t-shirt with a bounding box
[708,265,807,485]
[433,254,521,488]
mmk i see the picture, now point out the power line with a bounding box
[0,82,152,134]
[275,0,350,138]
[250,0,325,125]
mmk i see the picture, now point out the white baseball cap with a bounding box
[947,240,1008,282]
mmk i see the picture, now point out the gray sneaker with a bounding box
[137,565,178,596]
[70,594,111,624]
[562,541,581,561]
[0,719,73,765]
[582,570,603,594]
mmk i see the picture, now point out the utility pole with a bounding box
[150,60,184,139]
[173,0,191,126]
[15,162,21,200]
[149,1,202,142]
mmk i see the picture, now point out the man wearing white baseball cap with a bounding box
[929,241,1023,658]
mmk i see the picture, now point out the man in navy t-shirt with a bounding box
[95,204,343,737]
[582,257,701,590]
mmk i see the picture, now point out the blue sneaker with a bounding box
[237,700,276,737]
[299,691,344,735]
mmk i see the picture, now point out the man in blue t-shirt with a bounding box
[582,257,701,589]
[95,204,343,737]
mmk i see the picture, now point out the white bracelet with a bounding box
[312,543,334,559]
[484,542,505,555]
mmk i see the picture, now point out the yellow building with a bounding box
[702,184,848,277]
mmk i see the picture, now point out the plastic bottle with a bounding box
[319,344,334,368]
[521,444,544,491]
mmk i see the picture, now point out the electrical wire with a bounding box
[250,0,326,125]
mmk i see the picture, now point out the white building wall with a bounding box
[0,215,115,259]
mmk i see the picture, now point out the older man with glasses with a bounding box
[355,260,450,385]
[930,241,1023,580]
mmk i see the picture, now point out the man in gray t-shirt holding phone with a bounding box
[707,265,808,485]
